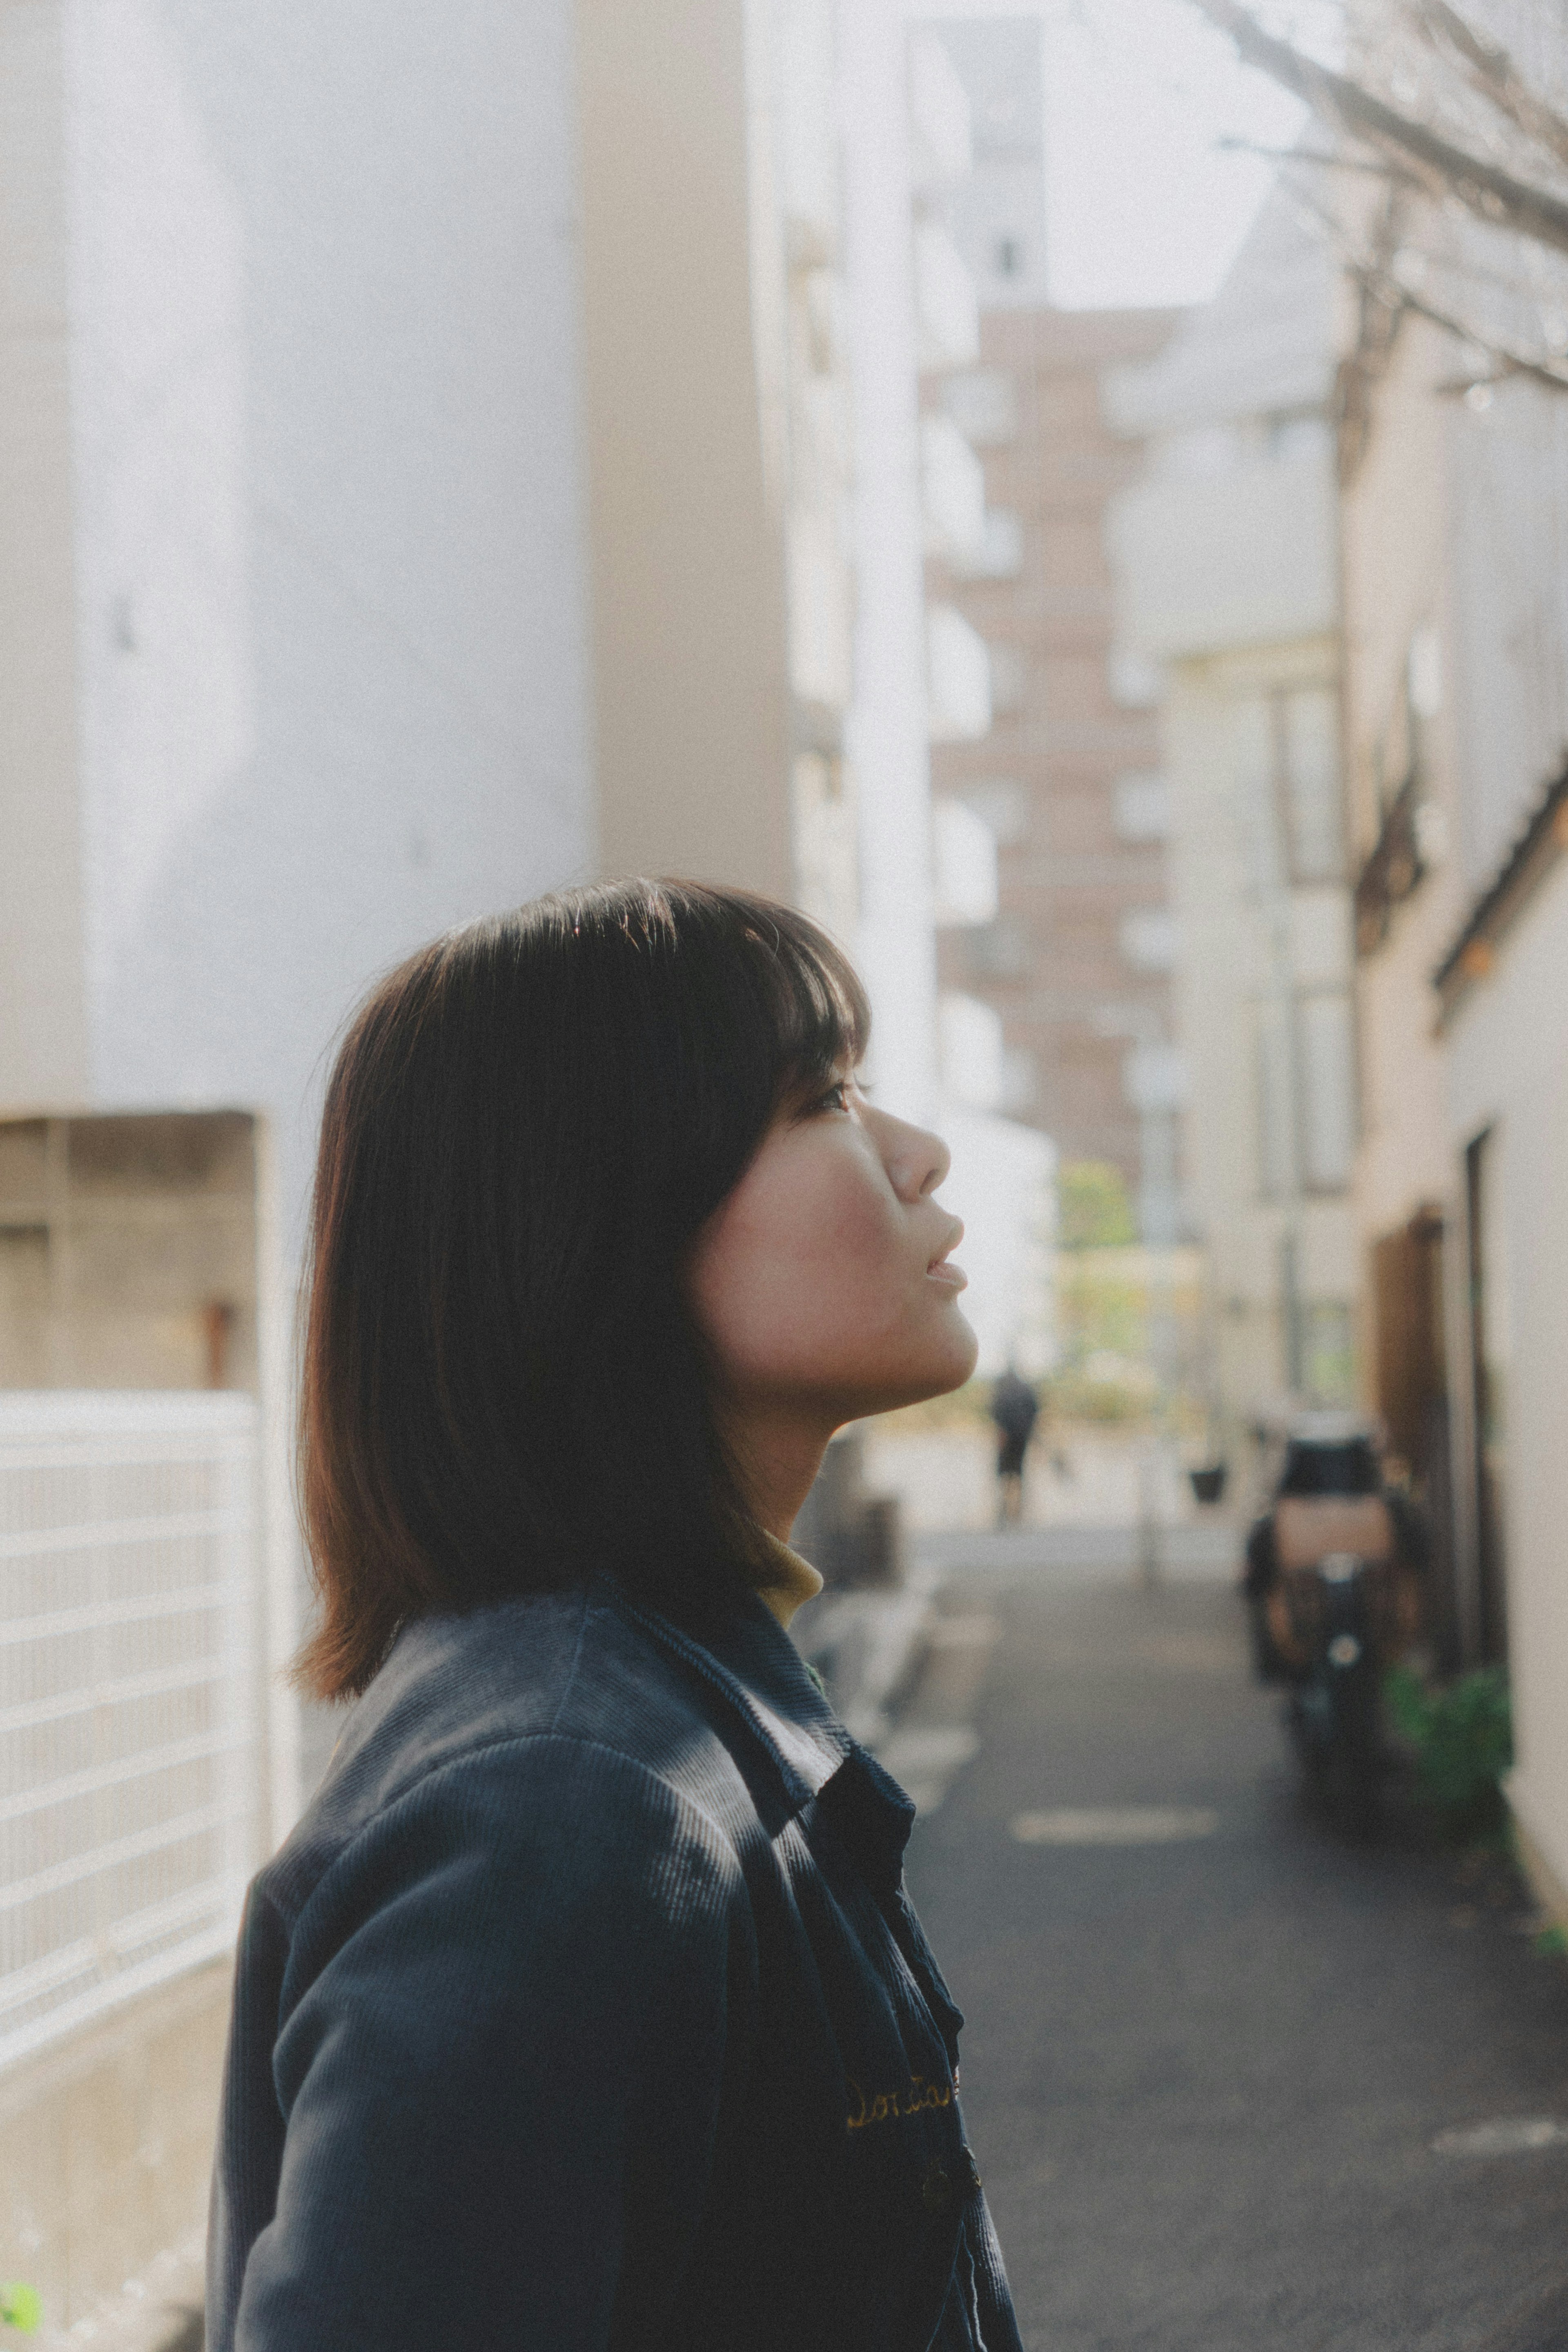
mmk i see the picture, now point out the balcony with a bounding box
[1108,448,1337,662]
[931,797,999,925]
[913,222,979,373]
[927,602,992,741]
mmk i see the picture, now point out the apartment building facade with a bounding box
[0,2,1044,2321]
[929,307,1181,1230]
[1325,7,1568,1923]
[0,0,926,2325]
[1107,191,1359,1445]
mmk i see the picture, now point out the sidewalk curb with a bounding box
[36,2232,204,2352]
[793,1563,940,1751]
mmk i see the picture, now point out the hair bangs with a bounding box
[734,903,871,1114]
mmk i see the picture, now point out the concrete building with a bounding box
[894,15,1058,1373]
[929,305,1180,1223]
[924,13,1050,312]
[0,0,597,2323]
[1325,25,1568,1920]
[0,1,1042,2321]
[1106,191,1359,1449]
[0,0,918,2326]
[1335,283,1476,1661]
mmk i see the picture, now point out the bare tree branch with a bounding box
[1368,271,1568,393]
[1214,134,1421,182]
[1186,0,1568,259]
[1414,2,1568,178]
[1272,176,1568,456]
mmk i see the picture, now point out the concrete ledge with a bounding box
[1511,1804,1568,1937]
[793,1566,938,1749]
[911,1520,1242,1581]
[0,1958,231,2339]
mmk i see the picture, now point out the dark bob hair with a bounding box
[295,879,870,1701]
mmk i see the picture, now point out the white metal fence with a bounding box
[0,1392,261,2071]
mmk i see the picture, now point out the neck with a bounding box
[719,1404,834,1627]
[729,1406,834,1546]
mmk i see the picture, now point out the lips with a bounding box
[927,1219,967,1291]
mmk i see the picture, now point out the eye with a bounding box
[809,1079,852,1115]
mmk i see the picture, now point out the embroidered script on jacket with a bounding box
[845,2072,954,2131]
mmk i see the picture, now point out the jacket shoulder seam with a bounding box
[270,1728,746,1929]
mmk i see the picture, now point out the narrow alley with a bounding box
[900,1551,1568,2351]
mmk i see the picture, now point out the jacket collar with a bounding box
[617,1578,851,1806]
[613,1574,921,1875]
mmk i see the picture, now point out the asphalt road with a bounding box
[901,1561,1568,2352]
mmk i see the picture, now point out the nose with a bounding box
[869,1106,951,1202]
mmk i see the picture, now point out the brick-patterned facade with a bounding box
[933,307,1180,1207]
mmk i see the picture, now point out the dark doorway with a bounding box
[1465,1130,1509,1665]
[1370,1203,1457,1665]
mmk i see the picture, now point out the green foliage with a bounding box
[0,2283,40,2334]
[1057,1161,1136,1251]
[1048,1370,1149,1424]
[1535,1925,1568,1960]
[1385,1664,1513,1841]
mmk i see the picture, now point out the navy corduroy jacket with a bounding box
[207,1574,1023,2350]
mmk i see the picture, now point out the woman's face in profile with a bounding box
[686,1070,978,1429]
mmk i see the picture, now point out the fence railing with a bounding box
[0,1392,261,2071]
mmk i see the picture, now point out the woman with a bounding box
[208,880,1022,2351]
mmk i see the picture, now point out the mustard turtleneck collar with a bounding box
[755,1530,825,1630]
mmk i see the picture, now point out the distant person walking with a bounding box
[990,1365,1039,1526]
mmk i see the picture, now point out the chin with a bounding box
[886,1310,979,1410]
[931,1312,980,1396]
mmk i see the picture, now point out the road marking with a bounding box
[926,1614,1001,1649]
[1432,2118,1568,2158]
[1010,1806,1220,1846]
[878,1727,982,1814]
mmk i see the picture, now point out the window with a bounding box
[1156,424,1244,479]
[938,992,1005,1111]
[931,799,998,926]
[986,641,1029,716]
[950,510,1024,581]
[956,779,1029,845]
[1280,687,1343,883]
[1254,998,1296,1201]
[1304,1303,1356,1404]
[1001,1048,1038,1116]
[1298,992,1355,1190]
[1107,648,1161,710]
[1265,412,1330,464]
[1253,988,1356,1198]
[966,915,1031,980]
[942,369,1017,446]
[1119,907,1178,973]
[1114,771,1171,843]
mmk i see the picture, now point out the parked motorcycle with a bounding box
[1243,1417,1425,1835]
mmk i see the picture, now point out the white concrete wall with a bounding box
[8,0,596,1260]
[1446,860,1568,1902]
[1108,190,1355,1431]
[1450,377,1568,891]
[838,0,940,1123]
[1108,450,1337,664]
[1104,183,1335,436]
[577,0,794,903]
[1161,651,1357,1405]
[0,1,90,1102]
[1337,313,1469,1247]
